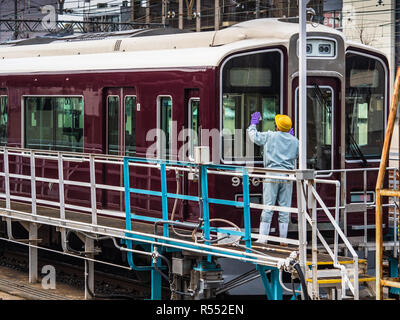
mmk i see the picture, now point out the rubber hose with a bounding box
[293,263,310,300]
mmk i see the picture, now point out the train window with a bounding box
[158,96,172,159]
[188,98,200,160]
[0,96,7,145]
[305,86,333,171]
[107,96,119,155]
[345,53,386,160]
[125,96,136,156]
[24,97,83,152]
[221,50,282,162]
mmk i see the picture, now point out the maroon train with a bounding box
[0,18,390,237]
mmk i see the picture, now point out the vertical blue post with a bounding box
[242,168,252,250]
[257,265,283,300]
[123,158,132,231]
[201,165,210,245]
[123,158,135,266]
[270,268,283,300]
[160,163,169,238]
[151,244,162,300]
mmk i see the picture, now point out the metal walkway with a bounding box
[0,147,369,299]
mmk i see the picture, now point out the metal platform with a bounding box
[0,147,368,300]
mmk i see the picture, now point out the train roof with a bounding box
[0,18,385,75]
[0,18,343,59]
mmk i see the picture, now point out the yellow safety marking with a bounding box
[306,259,367,266]
[306,277,375,284]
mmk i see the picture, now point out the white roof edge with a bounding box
[0,38,288,74]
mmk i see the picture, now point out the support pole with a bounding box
[297,0,310,297]
[84,238,95,300]
[29,223,38,283]
[298,0,309,171]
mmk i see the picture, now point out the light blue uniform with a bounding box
[247,124,299,224]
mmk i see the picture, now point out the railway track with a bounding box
[0,243,170,300]
[0,278,71,300]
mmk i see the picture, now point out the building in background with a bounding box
[0,0,58,41]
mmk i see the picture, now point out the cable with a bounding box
[84,260,141,300]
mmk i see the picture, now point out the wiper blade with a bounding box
[348,133,368,167]
[312,83,332,114]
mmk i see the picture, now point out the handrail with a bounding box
[310,185,359,299]
[0,145,365,299]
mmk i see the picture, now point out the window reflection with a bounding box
[221,51,281,162]
[345,53,385,160]
[25,96,83,152]
[125,96,136,156]
[107,96,119,155]
[0,96,7,145]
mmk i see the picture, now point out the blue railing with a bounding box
[122,157,254,258]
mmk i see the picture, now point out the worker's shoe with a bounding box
[279,223,288,247]
[255,222,270,244]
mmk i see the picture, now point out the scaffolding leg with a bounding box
[151,244,162,300]
[257,265,282,300]
[85,238,95,300]
[28,223,38,283]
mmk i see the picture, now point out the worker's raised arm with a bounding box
[247,112,271,146]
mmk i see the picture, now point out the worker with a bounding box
[247,112,299,245]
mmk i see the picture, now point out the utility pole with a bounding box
[146,0,150,24]
[179,0,183,29]
[214,0,219,30]
[130,0,134,22]
[196,0,200,32]
[14,0,18,40]
[256,0,260,19]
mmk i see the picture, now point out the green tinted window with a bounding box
[107,96,119,155]
[25,97,83,152]
[125,96,136,156]
[0,96,7,145]
[189,98,199,159]
[159,97,172,159]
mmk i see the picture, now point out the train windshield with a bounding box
[221,50,282,162]
[345,53,386,161]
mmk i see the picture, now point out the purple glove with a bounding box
[250,112,261,125]
[289,128,294,136]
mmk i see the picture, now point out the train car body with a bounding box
[0,18,390,238]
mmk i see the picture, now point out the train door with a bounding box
[292,77,341,218]
[103,87,136,211]
[184,89,200,221]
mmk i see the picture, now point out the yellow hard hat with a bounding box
[275,114,292,132]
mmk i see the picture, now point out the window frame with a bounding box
[219,48,284,164]
[344,50,388,164]
[124,95,137,156]
[106,94,120,155]
[22,94,85,151]
[294,85,335,177]
[188,97,200,161]
[0,95,7,146]
[156,95,173,160]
